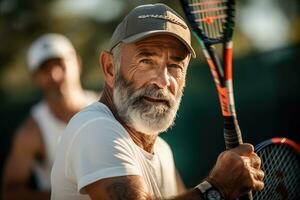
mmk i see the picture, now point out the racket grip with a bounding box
[223,116,243,149]
[223,116,253,200]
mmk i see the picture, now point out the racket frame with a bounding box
[180,0,242,148]
[180,0,252,199]
[256,137,300,154]
[254,137,300,200]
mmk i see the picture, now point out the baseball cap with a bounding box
[109,4,196,58]
[27,33,76,72]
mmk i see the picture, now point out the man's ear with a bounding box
[100,51,115,88]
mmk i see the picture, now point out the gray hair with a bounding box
[111,43,122,73]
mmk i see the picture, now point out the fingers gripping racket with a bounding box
[180,0,252,199]
[253,137,300,200]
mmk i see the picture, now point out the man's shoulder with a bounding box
[156,137,170,148]
[155,137,173,155]
[12,116,43,154]
[70,102,116,126]
[65,102,126,139]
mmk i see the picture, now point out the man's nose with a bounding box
[50,65,64,81]
[153,67,170,89]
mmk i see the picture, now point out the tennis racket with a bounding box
[179,0,252,199]
[253,137,300,200]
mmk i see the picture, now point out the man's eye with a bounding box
[168,64,183,70]
[141,59,153,64]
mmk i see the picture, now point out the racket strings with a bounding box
[188,0,228,39]
[253,144,300,200]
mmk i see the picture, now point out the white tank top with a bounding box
[31,92,98,191]
[31,101,66,191]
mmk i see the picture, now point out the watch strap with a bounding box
[195,179,225,200]
[195,180,213,193]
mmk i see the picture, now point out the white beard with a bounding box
[113,72,183,136]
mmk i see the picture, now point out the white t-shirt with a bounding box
[51,102,178,200]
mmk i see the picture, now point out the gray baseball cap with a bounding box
[109,4,196,58]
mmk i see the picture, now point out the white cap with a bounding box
[27,33,76,72]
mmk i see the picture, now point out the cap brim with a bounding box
[29,51,75,72]
[122,30,196,58]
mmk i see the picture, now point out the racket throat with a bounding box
[207,46,225,87]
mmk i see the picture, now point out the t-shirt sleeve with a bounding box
[65,118,141,193]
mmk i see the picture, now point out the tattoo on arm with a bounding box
[105,178,152,200]
[106,182,136,200]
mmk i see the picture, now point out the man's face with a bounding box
[33,56,80,95]
[112,35,190,135]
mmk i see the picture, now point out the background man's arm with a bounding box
[2,117,50,200]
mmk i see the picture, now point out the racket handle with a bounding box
[223,116,253,200]
[223,116,243,149]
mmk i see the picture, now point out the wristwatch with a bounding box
[195,180,224,200]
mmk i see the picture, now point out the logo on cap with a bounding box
[138,14,187,29]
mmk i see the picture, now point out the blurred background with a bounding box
[1,0,300,189]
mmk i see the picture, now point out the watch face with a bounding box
[207,189,222,200]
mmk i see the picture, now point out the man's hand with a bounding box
[208,144,264,200]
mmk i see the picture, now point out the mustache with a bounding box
[136,84,174,107]
[115,71,176,107]
[141,84,172,100]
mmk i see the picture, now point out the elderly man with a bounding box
[2,33,98,200]
[51,4,264,200]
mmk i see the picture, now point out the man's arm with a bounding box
[2,117,50,200]
[84,144,264,200]
[85,175,202,200]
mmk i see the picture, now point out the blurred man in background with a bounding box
[2,33,98,200]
